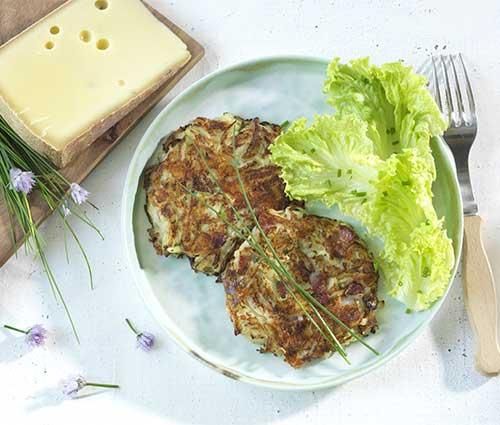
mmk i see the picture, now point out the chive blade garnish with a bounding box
[179,126,380,362]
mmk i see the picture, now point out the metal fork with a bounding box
[432,54,500,374]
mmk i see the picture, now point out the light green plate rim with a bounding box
[121,55,464,391]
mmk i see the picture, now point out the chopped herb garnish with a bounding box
[351,190,367,197]
[402,180,411,186]
[337,169,342,178]
[310,148,316,154]
[280,120,290,131]
[392,140,400,145]
[422,267,431,278]
[382,191,389,197]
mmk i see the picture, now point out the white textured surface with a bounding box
[1,0,500,423]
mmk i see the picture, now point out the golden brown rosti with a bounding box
[220,206,380,368]
[144,114,290,275]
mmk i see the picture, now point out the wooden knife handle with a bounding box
[463,215,500,374]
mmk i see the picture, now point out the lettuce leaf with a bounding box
[270,58,454,311]
[369,151,454,310]
[324,57,448,167]
[270,114,382,218]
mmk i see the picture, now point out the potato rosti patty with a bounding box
[144,114,289,275]
[221,207,379,368]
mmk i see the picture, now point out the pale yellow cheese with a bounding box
[0,0,190,158]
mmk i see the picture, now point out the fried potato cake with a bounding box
[221,206,380,368]
[144,114,289,275]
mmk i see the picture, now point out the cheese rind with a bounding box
[0,0,191,166]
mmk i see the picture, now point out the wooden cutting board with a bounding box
[0,0,204,267]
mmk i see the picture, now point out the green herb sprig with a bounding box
[0,116,103,342]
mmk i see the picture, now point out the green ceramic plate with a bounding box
[122,56,463,390]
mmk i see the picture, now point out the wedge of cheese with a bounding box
[0,0,191,167]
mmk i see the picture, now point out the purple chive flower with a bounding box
[125,318,155,352]
[9,168,35,194]
[26,324,48,347]
[3,323,47,347]
[69,183,89,205]
[62,375,86,398]
[61,375,119,398]
[137,332,155,352]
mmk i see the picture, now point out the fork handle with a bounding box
[463,215,500,374]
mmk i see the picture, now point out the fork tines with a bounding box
[431,54,476,128]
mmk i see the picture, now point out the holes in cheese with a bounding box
[96,38,110,50]
[45,41,55,50]
[50,26,60,35]
[95,0,109,10]
[79,30,92,43]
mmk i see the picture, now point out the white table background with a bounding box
[2,0,500,423]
